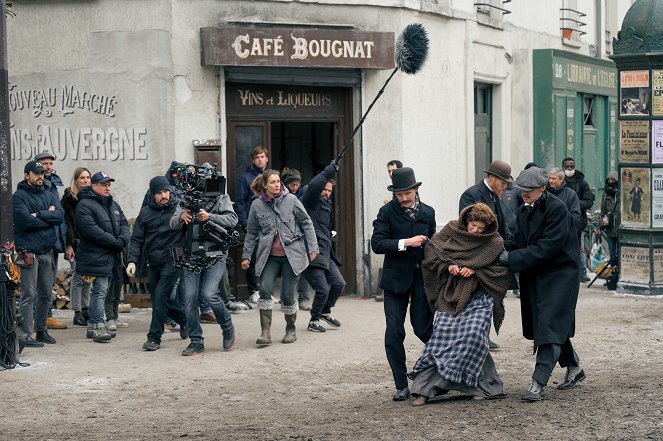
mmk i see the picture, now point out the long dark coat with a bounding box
[504,191,580,346]
[459,180,509,239]
[300,164,338,270]
[371,199,436,293]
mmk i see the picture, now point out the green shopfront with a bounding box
[533,49,618,203]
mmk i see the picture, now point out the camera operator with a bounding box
[170,181,238,356]
[127,176,188,352]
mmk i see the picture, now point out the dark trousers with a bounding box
[383,274,434,390]
[301,262,346,321]
[533,339,580,386]
[104,281,123,321]
[146,262,187,343]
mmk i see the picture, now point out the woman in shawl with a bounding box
[408,203,511,405]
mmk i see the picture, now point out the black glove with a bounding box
[495,249,509,266]
[330,159,340,171]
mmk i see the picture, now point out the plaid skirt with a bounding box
[408,292,493,388]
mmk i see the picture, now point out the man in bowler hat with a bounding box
[459,159,513,349]
[499,166,585,401]
[371,167,436,401]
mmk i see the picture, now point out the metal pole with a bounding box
[0,1,19,370]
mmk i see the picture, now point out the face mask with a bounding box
[564,169,575,178]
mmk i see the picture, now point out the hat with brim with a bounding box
[483,160,513,182]
[514,166,548,191]
[388,167,422,192]
[91,171,115,184]
[24,160,45,174]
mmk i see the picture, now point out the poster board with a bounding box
[620,246,650,284]
[620,120,649,163]
[620,70,650,116]
[620,167,650,227]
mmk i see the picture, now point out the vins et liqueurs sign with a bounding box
[201,26,395,69]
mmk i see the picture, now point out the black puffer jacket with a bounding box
[564,170,595,228]
[61,187,81,250]
[128,194,185,266]
[12,180,64,254]
[300,164,338,270]
[75,186,130,277]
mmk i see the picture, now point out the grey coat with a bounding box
[242,189,318,276]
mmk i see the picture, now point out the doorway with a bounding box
[474,83,493,181]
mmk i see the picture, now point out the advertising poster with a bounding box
[653,249,663,283]
[621,167,650,227]
[619,120,649,162]
[620,246,650,284]
[652,169,663,228]
[653,120,663,163]
[653,70,663,117]
[620,70,650,116]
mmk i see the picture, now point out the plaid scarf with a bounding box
[403,194,420,220]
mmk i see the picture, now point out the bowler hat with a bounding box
[388,167,422,192]
[91,171,115,184]
[483,160,513,182]
[514,166,548,191]
[34,151,55,161]
[24,160,45,174]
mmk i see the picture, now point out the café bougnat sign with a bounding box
[201,26,395,69]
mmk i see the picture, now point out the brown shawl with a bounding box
[422,206,511,333]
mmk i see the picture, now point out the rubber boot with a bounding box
[282,312,297,344]
[256,309,272,346]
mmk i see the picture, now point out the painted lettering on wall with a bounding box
[8,83,116,118]
[237,89,332,109]
[233,33,375,61]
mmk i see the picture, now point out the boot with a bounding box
[256,309,272,346]
[222,324,235,351]
[73,311,88,326]
[81,307,90,321]
[87,323,112,343]
[282,312,297,344]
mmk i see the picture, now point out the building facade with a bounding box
[5,0,635,294]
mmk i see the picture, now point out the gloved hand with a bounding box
[330,158,341,171]
[495,249,509,266]
[126,262,136,277]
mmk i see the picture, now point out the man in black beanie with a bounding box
[127,176,188,351]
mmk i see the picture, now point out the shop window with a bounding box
[584,96,594,127]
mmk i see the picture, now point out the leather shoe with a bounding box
[23,336,44,348]
[489,339,500,350]
[36,331,56,344]
[580,274,591,283]
[558,368,586,390]
[521,379,545,402]
[392,387,410,401]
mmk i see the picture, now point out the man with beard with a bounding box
[562,157,595,282]
[499,166,585,402]
[13,160,65,346]
[127,176,188,351]
[371,167,436,401]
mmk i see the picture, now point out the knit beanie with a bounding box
[149,176,171,195]
[281,168,302,186]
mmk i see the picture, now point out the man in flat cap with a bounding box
[13,160,65,347]
[498,166,585,402]
[459,159,513,349]
[371,167,436,402]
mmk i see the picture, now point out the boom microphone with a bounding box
[335,23,429,163]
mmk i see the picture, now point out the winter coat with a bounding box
[459,180,510,239]
[12,180,64,254]
[564,170,595,228]
[75,186,130,278]
[500,186,521,235]
[129,194,186,267]
[300,164,338,270]
[44,173,67,253]
[547,185,583,233]
[601,185,620,238]
[170,194,238,259]
[504,191,580,346]
[235,164,265,227]
[61,187,81,249]
[371,199,436,294]
[242,188,318,277]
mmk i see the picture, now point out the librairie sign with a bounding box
[201,26,395,69]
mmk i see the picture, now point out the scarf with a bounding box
[422,207,511,333]
[403,194,420,220]
[259,187,284,204]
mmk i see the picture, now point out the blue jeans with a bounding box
[18,251,54,337]
[606,236,618,265]
[296,277,310,302]
[69,260,91,312]
[89,275,110,325]
[259,256,298,309]
[147,262,187,343]
[301,262,345,321]
[180,257,232,345]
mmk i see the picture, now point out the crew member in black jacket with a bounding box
[371,167,436,402]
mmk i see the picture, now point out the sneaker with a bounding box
[320,314,341,328]
[35,331,56,344]
[299,299,312,311]
[225,301,241,312]
[46,316,67,329]
[142,340,160,351]
[179,322,188,340]
[23,336,44,348]
[199,311,217,324]
[374,293,384,302]
[165,322,180,332]
[248,291,260,305]
[182,342,205,356]
[222,325,235,351]
[73,312,88,326]
[307,320,326,333]
[106,320,118,331]
[114,318,129,328]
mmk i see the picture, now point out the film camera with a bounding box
[168,162,241,272]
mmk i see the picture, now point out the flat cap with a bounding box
[514,166,548,191]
